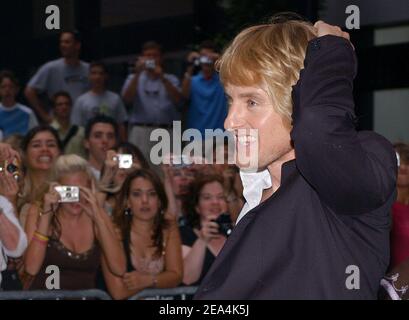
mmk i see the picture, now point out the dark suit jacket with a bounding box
[194,35,397,300]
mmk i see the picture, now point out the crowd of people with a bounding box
[0,30,243,299]
[0,26,408,300]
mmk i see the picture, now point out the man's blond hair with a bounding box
[216,19,316,127]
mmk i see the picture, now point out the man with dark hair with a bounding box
[121,40,182,164]
[24,31,89,124]
[0,70,38,140]
[181,40,227,157]
[71,61,127,141]
[84,115,119,180]
[50,91,85,156]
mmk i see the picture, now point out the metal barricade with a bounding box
[0,289,112,300]
[128,286,198,300]
[0,286,198,300]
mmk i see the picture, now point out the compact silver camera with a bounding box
[145,59,156,70]
[114,154,133,169]
[55,186,80,203]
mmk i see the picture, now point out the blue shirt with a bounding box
[187,72,227,137]
[0,103,38,139]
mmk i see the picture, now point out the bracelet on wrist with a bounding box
[32,231,49,245]
[39,208,54,217]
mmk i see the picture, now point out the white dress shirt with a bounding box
[235,169,273,225]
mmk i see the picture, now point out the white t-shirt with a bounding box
[71,90,128,126]
[28,58,90,104]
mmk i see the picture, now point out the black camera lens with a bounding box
[6,163,20,181]
[214,213,233,237]
[6,163,18,174]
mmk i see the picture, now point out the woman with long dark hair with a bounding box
[180,174,229,286]
[97,142,149,216]
[104,169,183,299]
[19,125,62,226]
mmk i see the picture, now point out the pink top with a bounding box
[131,256,165,275]
[391,202,409,268]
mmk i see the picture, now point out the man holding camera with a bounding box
[182,40,228,158]
[121,41,182,164]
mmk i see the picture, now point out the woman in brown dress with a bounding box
[23,154,126,290]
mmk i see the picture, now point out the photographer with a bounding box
[23,155,125,290]
[0,143,28,290]
[97,143,149,215]
[182,41,227,151]
[162,154,199,226]
[180,174,231,286]
[121,41,182,164]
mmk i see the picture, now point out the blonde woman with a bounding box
[23,154,126,290]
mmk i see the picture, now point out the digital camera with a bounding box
[194,56,213,66]
[1,159,21,181]
[114,154,133,169]
[213,213,233,237]
[55,186,80,203]
[145,59,156,70]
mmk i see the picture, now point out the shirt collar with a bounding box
[236,159,297,225]
[240,168,273,210]
[0,103,18,111]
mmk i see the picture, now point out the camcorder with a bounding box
[213,213,233,237]
[145,59,156,70]
[113,154,133,169]
[55,186,80,203]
